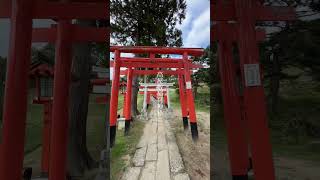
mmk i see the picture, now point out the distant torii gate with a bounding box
[109,46,204,147]
[0,1,107,179]
[139,83,174,109]
[211,0,295,179]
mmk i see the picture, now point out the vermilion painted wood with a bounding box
[182,52,197,123]
[32,26,109,43]
[111,61,202,69]
[49,20,73,180]
[178,73,188,118]
[41,102,52,175]
[110,46,204,56]
[0,1,33,179]
[147,93,151,104]
[29,64,54,175]
[124,68,133,121]
[234,1,275,179]
[211,3,296,21]
[216,23,250,176]
[212,0,296,178]
[0,1,106,19]
[109,50,121,127]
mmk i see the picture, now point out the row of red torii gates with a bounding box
[108,46,204,147]
[211,0,296,180]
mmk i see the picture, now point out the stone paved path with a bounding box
[121,104,190,180]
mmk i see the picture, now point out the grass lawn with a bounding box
[110,93,145,180]
[170,85,210,113]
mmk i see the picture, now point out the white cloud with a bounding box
[183,7,210,48]
[180,0,210,48]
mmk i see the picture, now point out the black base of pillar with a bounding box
[183,117,189,130]
[190,122,198,141]
[23,167,32,180]
[124,120,131,136]
[232,175,248,180]
[110,126,116,148]
[147,104,150,109]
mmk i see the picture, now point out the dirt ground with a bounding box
[170,110,210,180]
[170,109,320,180]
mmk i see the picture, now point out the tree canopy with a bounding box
[110,0,186,46]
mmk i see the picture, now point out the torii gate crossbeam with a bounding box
[109,46,204,147]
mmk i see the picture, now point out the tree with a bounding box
[260,19,320,112]
[192,46,210,98]
[110,0,186,116]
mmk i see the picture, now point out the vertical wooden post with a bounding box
[41,102,52,176]
[124,68,133,135]
[182,52,198,140]
[217,24,250,178]
[49,20,73,180]
[0,1,33,179]
[109,50,121,147]
[178,72,188,129]
[235,1,275,179]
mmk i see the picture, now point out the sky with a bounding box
[179,0,210,48]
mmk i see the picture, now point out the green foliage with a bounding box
[192,46,211,85]
[262,19,320,80]
[110,0,186,46]
[31,44,55,65]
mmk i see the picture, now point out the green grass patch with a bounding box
[170,85,210,113]
[111,120,145,180]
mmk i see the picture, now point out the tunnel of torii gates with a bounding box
[108,46,204,147]
[211,0,296,180]
[0,0,109,179]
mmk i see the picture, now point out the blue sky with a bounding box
[180,0,210,48]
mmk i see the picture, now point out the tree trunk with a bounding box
[270,52,280,113]
[67,20,96,178]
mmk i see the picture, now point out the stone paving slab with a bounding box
[121,167,142,180]
[156,149,171,180]
[121,105,189,180]
[146,143,158,161]
[132,147,147,167]
[173,173,191,180]
[140,162,156,180]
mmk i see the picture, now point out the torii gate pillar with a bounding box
[0,1,33,179]
[178,73,188,130]
[183,52,198,140]
[216,23,250,178]
[49,20,73,180]
[109,50,121,147]
[124,68,133,135]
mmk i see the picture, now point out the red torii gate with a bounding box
[211,0,295,179]
[29,64,54,176]
[0,0,107,179]
[109,46,204,147]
